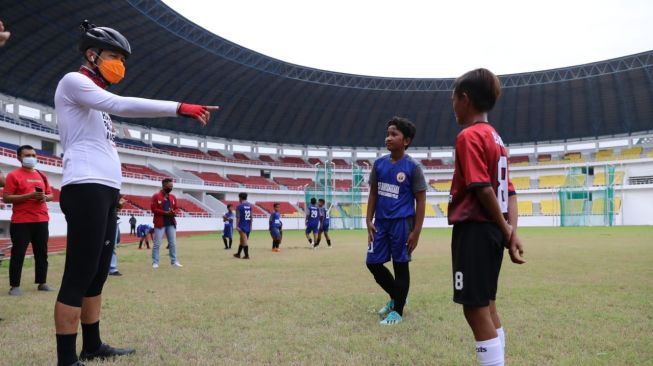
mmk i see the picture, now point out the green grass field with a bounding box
[1,226,652,365]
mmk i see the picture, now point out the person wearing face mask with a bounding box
[2,145,55,296]
[53,20,218,366]
[150,178,182,268]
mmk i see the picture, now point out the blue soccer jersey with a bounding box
[307,205,320,225]
[319,206,330,224]
[237,202,252,232]
[224,211,234,228]
[369,155,427,219]
[269,212,282,230]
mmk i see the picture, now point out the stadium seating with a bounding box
[517,200,533,216]
[122,163,168,181]
[537,154,552,163]
[279,156,310,166]
[256,201,301,216]
[258,155,276,163]
[430,179,451,192]
[307,158,323,166]
[176,199,210,215]
[595,149,615,161]
[509,155,530,165]
[207,150,226,159]
[563,152,584,163]
[511,176,531,190]
[591,198,622,214]
[619,146,643,159]
[335,179,352,190]
[425,204,436,217]
[356,159,371,168]
[332,159,350,168]
[539,200,560,215]
[436,202,448,217]
[421,159,444,168]
[233,153,251,161]
[273,177,314,190]
[592,171,625,186]
[227,174,280,189]
[186,170,239,187]
[153,144,208,159]
[123,195,153,211]
[647,148,653,158]
[538,175,566,188]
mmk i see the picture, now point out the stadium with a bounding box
[0,1,652,365]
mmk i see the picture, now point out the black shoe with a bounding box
[233,253,240,259]
[242,256,250,260]
[109,271,122,276]
[79,343,135,361]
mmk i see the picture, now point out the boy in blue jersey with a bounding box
[305,197,320,248]
[234,193,252,259]
[269,203,283,252]
[317,198,332,248]
[222,204,234,250]
[366,117,427,325]
[136,224,152,249]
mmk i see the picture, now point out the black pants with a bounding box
[9,222,49,287]
[130,224,136,235]
[57,184,119,307]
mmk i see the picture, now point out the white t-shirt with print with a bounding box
[54,71,179,189]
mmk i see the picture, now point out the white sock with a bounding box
[496,327,505,349]
[475,337,504,366]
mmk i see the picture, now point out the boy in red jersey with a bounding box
[448,68,525,366]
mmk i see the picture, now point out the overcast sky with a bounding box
[163,0,653,78]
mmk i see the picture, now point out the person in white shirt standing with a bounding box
[53,20,218,366]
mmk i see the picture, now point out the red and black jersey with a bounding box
[448,122,515,224]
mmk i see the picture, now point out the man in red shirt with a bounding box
[448,69,525,366]
[3,145,55,296]
[150,178,182,268]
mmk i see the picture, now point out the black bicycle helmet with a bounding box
[78,20,131,58]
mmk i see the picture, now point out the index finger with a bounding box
[205,106,220,112]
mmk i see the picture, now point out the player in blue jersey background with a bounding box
[305,197,320,248]
[234,193,252,259]
[222,204,234,250]
[269,203,283,252]
[317,198,332,248]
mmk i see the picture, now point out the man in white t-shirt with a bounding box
[53,20,218,366]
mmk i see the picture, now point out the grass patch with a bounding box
[1,226,652,365]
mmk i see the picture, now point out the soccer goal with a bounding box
[304,162,366,229]
[558,165,620,227]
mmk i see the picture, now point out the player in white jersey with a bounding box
[53,20,218,366]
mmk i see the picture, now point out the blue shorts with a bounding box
[222,226,232,238]
[270,228,281,239]
[238,227,251,238]
[320,221,330,233]
[366,217,413,264]
[305,223,319,234]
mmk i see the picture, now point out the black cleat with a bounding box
[242,256,250,260]
[79,343,135,361]
[233,253,241,259]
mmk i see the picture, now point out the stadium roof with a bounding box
[1,0,653,147]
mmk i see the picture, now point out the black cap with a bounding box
[79,20,131,58]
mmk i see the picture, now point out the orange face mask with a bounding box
[95,56,125,84]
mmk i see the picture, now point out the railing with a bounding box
[629,176,653,185]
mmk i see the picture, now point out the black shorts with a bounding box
[57,183,119,307]
[451,221,504,307]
